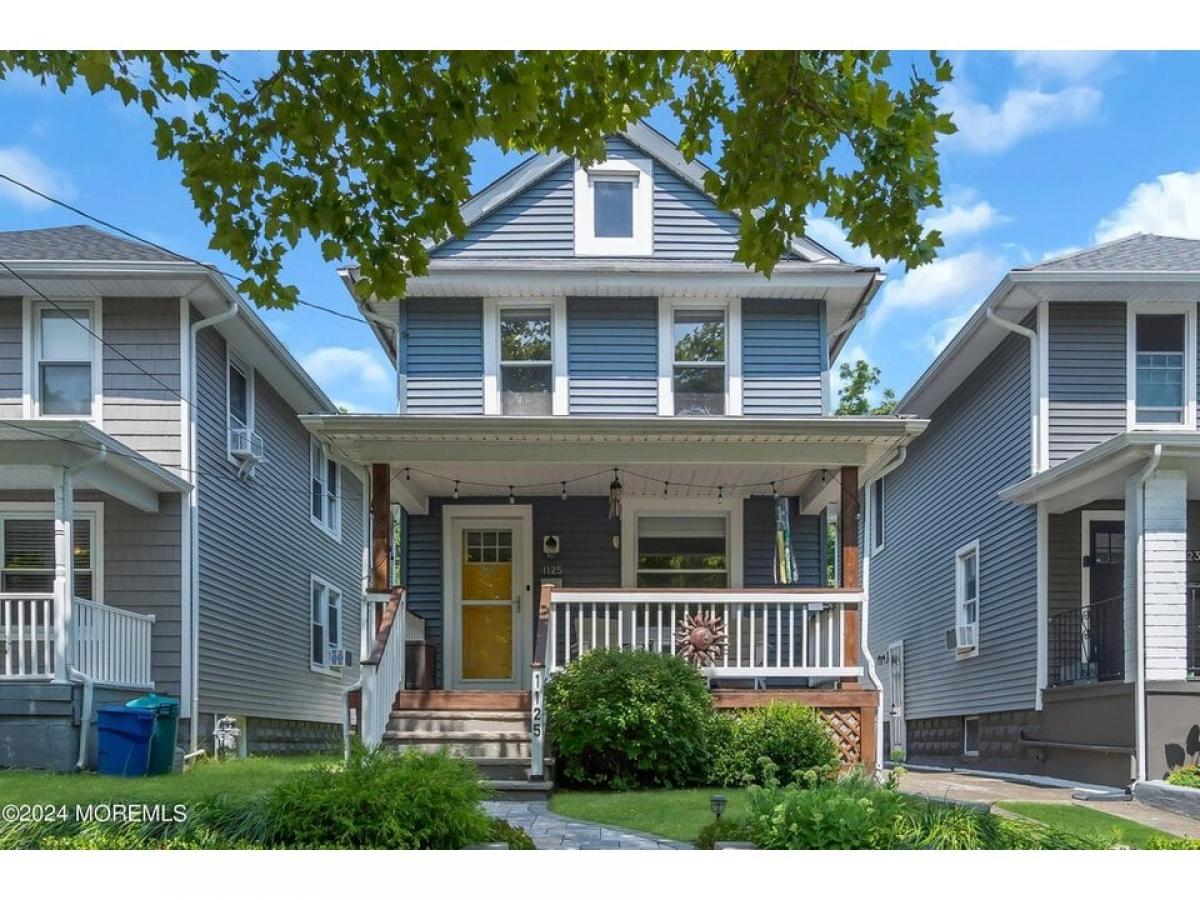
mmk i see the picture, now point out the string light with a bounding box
[452,480,460,500]
[560,482,568,501]
[508,485,516,504]
[663,481,670,500]
[718,485,724,502]
[405,467,411,481]
[771,481,779,500]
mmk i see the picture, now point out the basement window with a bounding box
[963,716,980,756]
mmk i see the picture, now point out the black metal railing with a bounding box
[1189,585,1200,680]
[1048,595,1125,687]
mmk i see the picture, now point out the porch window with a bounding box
[500,307,553,415]
[635,515,729,588]
[35,305,96,417]
[673,309,726,416]
[1135,313,1185,424]
[310,439,341,539]
[954,541,980,656]
[310,577,343,670]
[0,513,95,600]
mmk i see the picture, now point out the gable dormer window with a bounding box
[1127,304,1196,429]
[574,157,653,256]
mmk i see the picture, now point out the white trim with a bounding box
[309,573,345,676]
[573,157,653,257]
[869,477,886,556]
[23,296,104,425]
[1126,302,1197,430]
[441,504,534,690]
[1080,509,1125,610]
[0,500,104,605]
[619,495,744,589]
[1035,502,1048,709]
[224,348,255,464]
[178,296,192,714]
[657,297,742,417]
[1036,301,1050,473]
[483,298,566,416]
[953,539,980,659]
[309,437,343,542]
[962,715,981,756]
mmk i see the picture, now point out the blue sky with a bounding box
[2,51,1200,411]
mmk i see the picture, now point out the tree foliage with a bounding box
[0,51,955,309]
[836,359,897,415]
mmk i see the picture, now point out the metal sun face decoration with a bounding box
[675,611,727,667]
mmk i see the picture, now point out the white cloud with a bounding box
[875,250,1008,319]
[922,308,976,356]
[804,216,887,267]
[301,345,393,412]
[923,200,1007,242]
[940,82,1101,154]
[0,146,76,211]
[1011,51,1114,83]
[1094,170,1200,243]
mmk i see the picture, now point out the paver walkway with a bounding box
[483,800,691,849]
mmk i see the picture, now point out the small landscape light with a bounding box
[710,794,727,821]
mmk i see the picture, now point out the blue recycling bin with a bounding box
[96,705,157,777]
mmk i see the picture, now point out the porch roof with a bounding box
[0,419,190,512]
[302,413,926,513]
[999,431,1200,513]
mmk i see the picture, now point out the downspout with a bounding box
[64,445,107,770]
[186,295,239,751]
[1133,444,1163,784]
[861,446,906,773]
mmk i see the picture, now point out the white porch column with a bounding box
[1142,469,1189,682]
[51,467,76,683]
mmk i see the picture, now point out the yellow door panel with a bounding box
[461,604,514,680]
[462,563,513,602]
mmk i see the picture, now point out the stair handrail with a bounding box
[528,584,554,780]
[359,586,406,748]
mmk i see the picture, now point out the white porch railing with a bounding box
[72,598,155,689]
[0,593,54,679]
[545,588,864,680]
[359,589,406,747]
[0,593,154,688]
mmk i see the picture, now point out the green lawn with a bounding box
[996,801,1176,849]
[549,788,751,844]
[0,755,334,806]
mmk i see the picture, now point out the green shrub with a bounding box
[487,817,536,849]
[1166,765,1200,789]
[708,702,840,787]
[696,816,755,849]
[1147,835,1200,850]
[546,649,714,789]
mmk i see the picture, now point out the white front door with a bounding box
[444,508,532,689]
[887,641,905,756]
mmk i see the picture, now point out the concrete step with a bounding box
[489,779,553,801]
[394,690,530,712]
[382,730,532,758]
[471,756,556,781]
[388,710,528,734]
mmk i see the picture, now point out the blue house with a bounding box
[867,235,1200,790]
[305,122,928,790]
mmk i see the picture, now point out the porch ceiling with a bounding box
[302,413,926,513]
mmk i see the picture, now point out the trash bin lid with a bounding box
[125,692,179,715]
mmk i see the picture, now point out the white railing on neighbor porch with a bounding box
[0,593,54,679]
[0,593,154,687]
[359,588,406,748]
[72,598,155,689]
[545,588,864,680]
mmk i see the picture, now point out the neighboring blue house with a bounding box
[0,226,365,770]
[306,122,928,789]
[868,235,1200,789]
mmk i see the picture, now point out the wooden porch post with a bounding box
[370,463,392,595]
[839,466,860,686]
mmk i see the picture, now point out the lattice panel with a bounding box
[820,708,862,765]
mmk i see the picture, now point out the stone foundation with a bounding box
[245,716,342,755]
[906,709,1040,772]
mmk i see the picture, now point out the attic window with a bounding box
[574,157,653,256]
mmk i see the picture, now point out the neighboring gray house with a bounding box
[0,226,365,770]
[868,234,1200,788]
[305,122,929,788]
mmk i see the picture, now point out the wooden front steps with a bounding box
[382,693,551,799]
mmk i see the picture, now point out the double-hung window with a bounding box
[311,576,343,670]
[673,309,726,415]
[499,307,553,415]
[33,303,97,417]
[1134,312,1187,425]
[310,439,341,538]
[954,541,980,656]
[635,515,729,588]
[0,509,97,600]
[227,355,255,458]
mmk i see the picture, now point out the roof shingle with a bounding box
[1032,233,1200,272]
[0,225,182,263]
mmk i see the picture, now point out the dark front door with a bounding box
[1087,518,1125,681]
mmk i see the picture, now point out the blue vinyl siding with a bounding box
[742,299,826,416]
[567,297,658,415]
[1047,302,1126,466]
[404,298,484,414]
[868,331,1037,718]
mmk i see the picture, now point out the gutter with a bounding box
[1132,443,1163,784]
[185,295,239,752]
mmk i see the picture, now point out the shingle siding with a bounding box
[567,297,658,415]
[741,299,825,416]
[869,332,1038,718]
[404,298,484,414]
[195,323,363,724]
[1047,302,1126,466]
